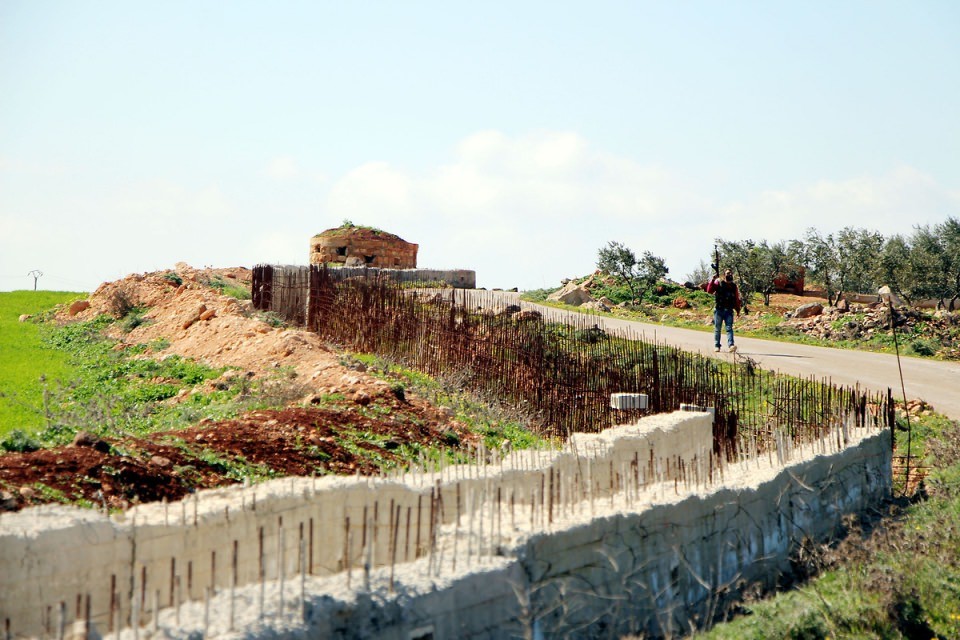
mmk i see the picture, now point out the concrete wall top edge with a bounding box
[0,413,887,538]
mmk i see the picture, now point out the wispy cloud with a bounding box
[719,166,960,240]
[2,133,956,292]
[321,134,958,288]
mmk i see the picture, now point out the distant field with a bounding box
[0,291,86,436]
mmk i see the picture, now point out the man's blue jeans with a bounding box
[714,308,735,348]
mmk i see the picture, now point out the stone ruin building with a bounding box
[310,224,418,268]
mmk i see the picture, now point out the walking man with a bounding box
[707,268,741,353]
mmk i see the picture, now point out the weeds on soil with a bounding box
[0,311,305,450]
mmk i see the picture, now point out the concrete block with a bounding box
[610,393,649,410]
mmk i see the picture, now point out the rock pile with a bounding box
[783,300,959,355]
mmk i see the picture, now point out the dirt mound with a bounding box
[1,402,472,511]
[2,264,472,511]
[60,263,390,402]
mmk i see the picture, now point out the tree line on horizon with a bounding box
[598,217,960,310]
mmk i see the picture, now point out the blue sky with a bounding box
[1,1,958,292]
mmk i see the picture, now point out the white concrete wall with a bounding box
[0,410,888,639]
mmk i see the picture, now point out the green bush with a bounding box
[520,288,558,302]
[120,307,151,332]
[908,337,939,357]
[1,429,41,452]
[768,324,802,338]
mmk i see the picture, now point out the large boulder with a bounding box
[547,282,595,306]
[794,302,824,319]
[878,285,903,307]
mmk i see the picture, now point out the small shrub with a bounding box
[162,272,183,286]
[768,324,802,338]
[908,337,939,357]
[105,287,136,318]
[574,326,608,343]
[220,284,252,300]
[254,310,286,328]
[1,429,41,452]
[120,307,151,332]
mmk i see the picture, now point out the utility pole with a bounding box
[28,270,43,291]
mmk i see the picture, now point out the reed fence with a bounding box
[252,264,894,455]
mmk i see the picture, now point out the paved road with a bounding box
[446,290,960,420]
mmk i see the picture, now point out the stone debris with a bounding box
[792,302,823,319]
[547,282,594,306]
[68,300,90,316]
[780,301,959,357]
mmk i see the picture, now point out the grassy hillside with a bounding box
[0,291,86,437]
[690,411,960,640]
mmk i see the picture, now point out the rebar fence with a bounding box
[252,264,894,455]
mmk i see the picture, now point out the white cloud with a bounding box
[0,178,240,291]
[321,134,959,290]
[718,166,960,242]
[3,134,956,294]
[323,131,717,288]
[264,156,301,181]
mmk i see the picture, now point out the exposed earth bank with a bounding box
[1,264,473,512]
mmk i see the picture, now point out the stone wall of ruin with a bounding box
[310,236,418,269]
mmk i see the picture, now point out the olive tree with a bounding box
[596,241,669,302]
[803,226,883,305]
[714,238,803,308]
[910,217,960,309]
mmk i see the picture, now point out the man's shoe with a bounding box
[729,344,737,353]
[714,347,721,352]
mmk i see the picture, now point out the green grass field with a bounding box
[0,291,86,436]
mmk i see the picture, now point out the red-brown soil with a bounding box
[1,402,470,512]
[1,264,470,512]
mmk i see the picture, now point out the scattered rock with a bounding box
[199,309,217,321]
[149,456,172,468]
[582,300,611,312]
[836,298,850,312]
[673,297,691,309]
[794,303,824,319]
[878,285,903,307]
[547,282,595,306]
[19,486,36,500]
[68,300,91,316]
[18,314,31,322]
[73,431,101,447]
[0,490,16,510]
